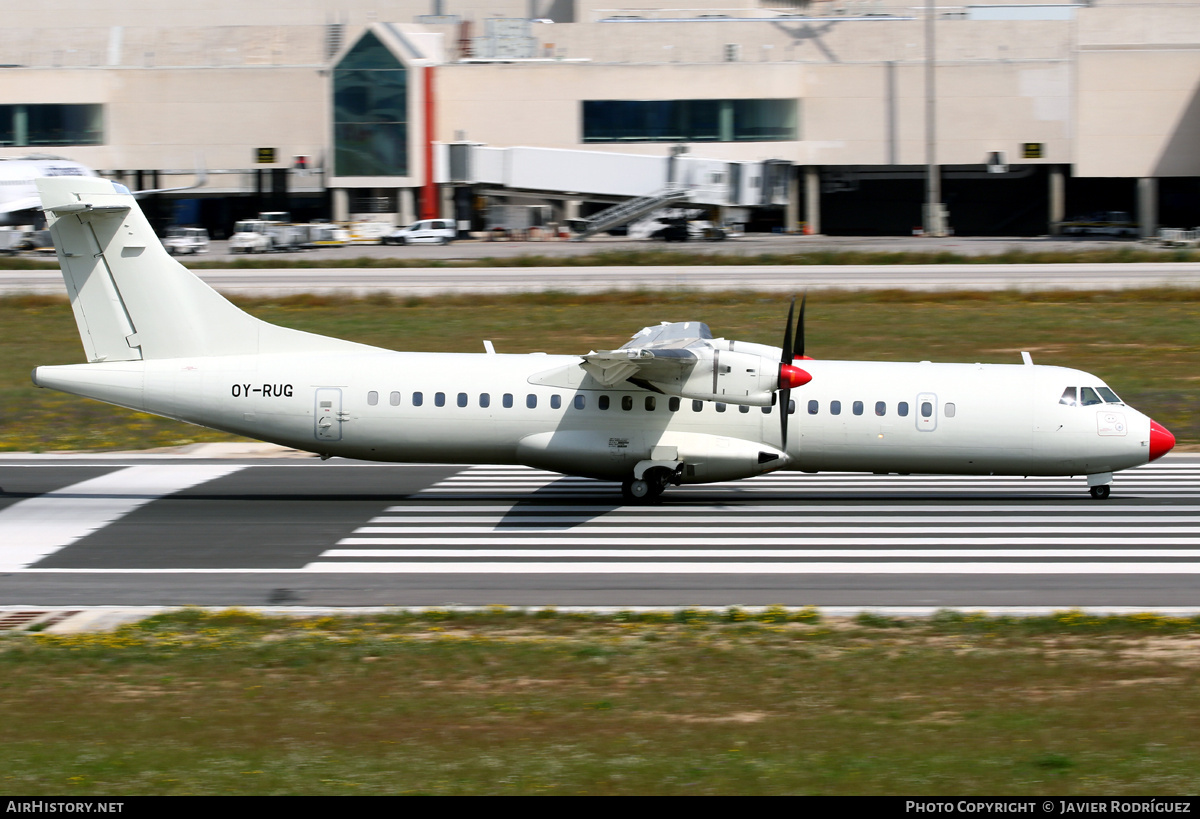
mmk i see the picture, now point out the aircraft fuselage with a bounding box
[34,351,1157,482]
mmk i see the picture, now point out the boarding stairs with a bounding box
[571,185,692,241]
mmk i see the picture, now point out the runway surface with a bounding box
[0,455,1197,609]
[3,262,1198,297]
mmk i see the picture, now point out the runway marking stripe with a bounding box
[382,505,1200,514]
[354,526,1200,535]
[301,562,1200,574]
[323,549,1200,558]
[335,536,1200,546]
[0,465,244,570]
[370,515,1200,524]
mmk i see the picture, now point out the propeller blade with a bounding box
[780,388,789,449]
[779,297,796,448]
[781,296,795,366]
[794,294,806,360]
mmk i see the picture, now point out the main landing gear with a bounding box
[1089,485,1111,500]
[621,466,682,503]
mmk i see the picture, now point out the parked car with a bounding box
[163,226,210,255]
[383,218,456,245]
[1061,211,1139,237]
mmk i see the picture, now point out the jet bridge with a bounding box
[437,142,790,235]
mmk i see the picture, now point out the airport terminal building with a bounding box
[2,0,1199,237]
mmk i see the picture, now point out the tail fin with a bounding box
[37,176,367,361]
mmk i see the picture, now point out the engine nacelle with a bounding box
[643,349,782,407]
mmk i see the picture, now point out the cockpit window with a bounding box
[1059,387,1076,406]
[1097,387,1122,404]
[1079,387,1102,406]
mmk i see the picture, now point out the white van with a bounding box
[164,226,210,255]
[384,218,456,245]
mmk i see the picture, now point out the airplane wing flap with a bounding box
[582,334,708,388]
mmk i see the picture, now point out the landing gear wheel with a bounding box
[622,479,652,502]
[1089,485,1111,500]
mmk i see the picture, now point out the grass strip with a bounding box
[3,606,1200,795]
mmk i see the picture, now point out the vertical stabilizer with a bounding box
[37,176,371,361]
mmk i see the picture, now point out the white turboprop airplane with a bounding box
[2,155,206,227]
[0,156,98,227]
[32,176,1176,500]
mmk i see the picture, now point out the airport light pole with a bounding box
[924,0,947,236]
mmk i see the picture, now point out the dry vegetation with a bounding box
[3,607,1200,795]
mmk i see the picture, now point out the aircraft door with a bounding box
[916,392,938,432]
[314,388,343,441]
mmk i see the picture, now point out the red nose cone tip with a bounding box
[1149,420,1176,462]
[779,364,812,390]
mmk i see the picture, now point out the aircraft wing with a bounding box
[581,321,713,387]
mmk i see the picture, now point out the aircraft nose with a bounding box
[1149,420,1176,462]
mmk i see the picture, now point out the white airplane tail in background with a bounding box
[37,176,366,362]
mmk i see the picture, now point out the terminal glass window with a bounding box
[333,31,408,176]
[0,104,103,147]
[582,99,797,143]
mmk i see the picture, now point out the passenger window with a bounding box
[503,393,513,409]
[480,393,490,408]
[761,405,772,415]
[526,394,537,409]
[1080,387,1102,406]
[808,399,819,415]
[897,402,909,417]
[457,392,468,408]
[830,400,841,416]
[645,396,656,411]
[412,391,423,407]
[435,392,446,407]
[788,399,796,415]
[574,394,586,410]
[599,395,610,410]
[945,402,956,418]
[669,397,680,412]
[551,395,561,410]
[739,404,749,413]
[716,403,727,413]
[693,400,704,412]
[622,395,633,411]
[367,390,378,406]
[875,401,886,416]
[1059,387,1077,407]
[389,391,401,406]
[853,401,863,416]
[921,401,933,417]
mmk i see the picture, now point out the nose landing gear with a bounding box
[1087,472,1113,500]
